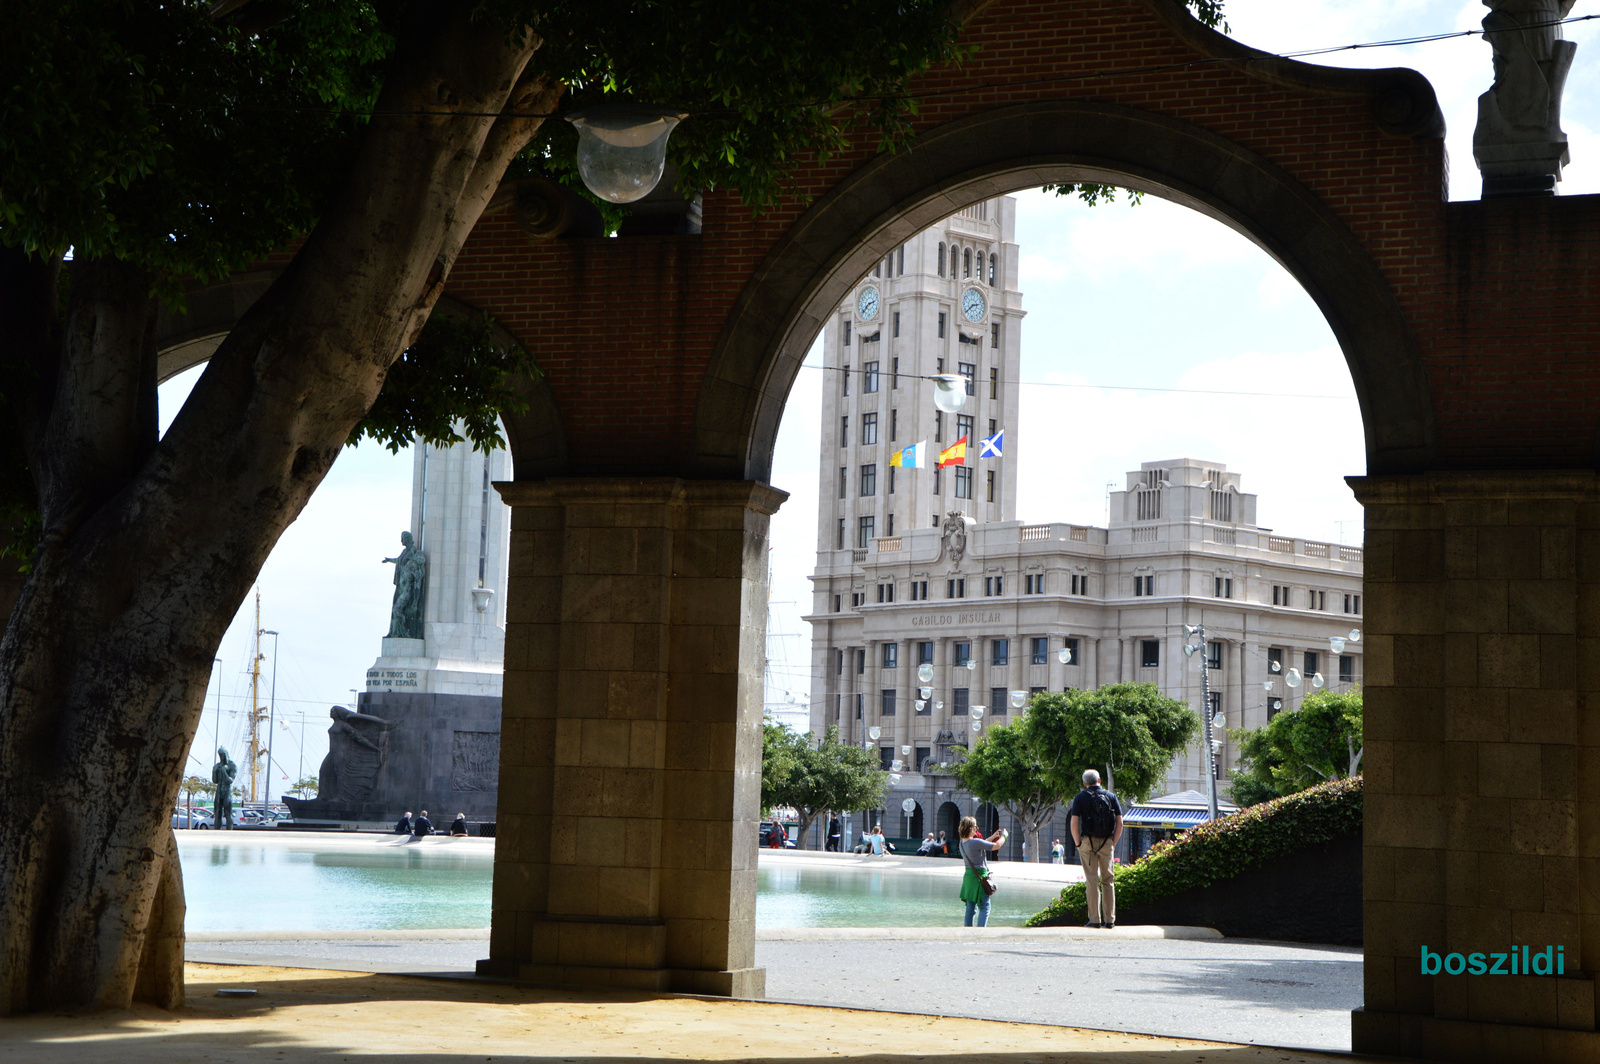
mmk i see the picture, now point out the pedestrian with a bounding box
[826,814,843,852]
[958,816,1007,926]
[450,812,469,837]
[394,811,412,835]
[1051,838,1065,864]
[870,825,894,856]
[767,821,786,848]
[916,832,936,855]
[412,809,433,839]
[1068,769,1124,929]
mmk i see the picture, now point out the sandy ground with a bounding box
[0,962,1399,1064]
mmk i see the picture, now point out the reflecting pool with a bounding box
[178,835,1066,933]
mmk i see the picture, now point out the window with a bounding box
[954,642,971,666]
[1268,647,1284,675]
[963,248,971,277]
[877,584,895,606]
[887,467,896,496]
[1309,590,1327,611]
[857,515,874,547]
[957,413,974,441]
[898,246,905,274]
[851,592,864,607]
[881,690,896,716]
[947,578,965,599]
[835,649,844,674]
[1133,574,1154,596]
[1140,640,1160,668]
[861,413,878,446]
[959,362,976,395]
[881,643,898,667]
[841,364,850,397]
[909,579,928,600]
[1344,593,1361,614]
[987,469,996,503]
[1030,686,1045,699]
[1272,585,1291,606]
[1214,576,1233,599]
[1024,573,1044,594]
[991,639,1009,666]
[938,242,945,276]
[1304,650,1320,678]
[860,464,876,497]
[1340,655,1355,683]
[835,519,845,549]
[1208,691,1222,721]
[991,687,1007,715]
[843,321,851,345]
[918,641,933,664]
[1267,695,1284,719]
[991,323,1000,350]
[856,649,866,674]
[1071,574,1087,596]
[953,687,970,715]
[954,466,973,499]
[937,312,947,338]
[886,513,894,536]
[1207,641,1223,670]
[989,418,997,437]
[840,416,849,447]
[892,356,900,387]
[878,747,894,769]
[984,575,1003,597]
[934,411,944,443]
[838,467,847,499]
[832,594,840,613]
[989,253,997,285]
[890,408,898,442]
[1030,637,1048,664]
[933,468,942,495]
[855,692,863,718]
[915,746,930,767]
[863,361,880,394]
[1062,638,1080,666]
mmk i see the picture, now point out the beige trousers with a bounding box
[1081,836,1116,925]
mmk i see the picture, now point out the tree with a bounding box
[288,776,320,801]
[1229,689,1363,806]
[0,0,1227,1014]
[178,776,215,806]
[760,719,805,816]
[953,721,1063,862]
[0,0,968,1014]
[766,726,887,850]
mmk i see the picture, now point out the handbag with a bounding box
[961,841,999,897]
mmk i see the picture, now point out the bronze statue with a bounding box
[318,705,392,802]
[212,749,238,829]
[383,531,426,639]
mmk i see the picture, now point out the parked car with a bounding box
[172,809,212,829]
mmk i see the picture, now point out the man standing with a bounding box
[826,813,842,852]
[1069,769,1124,929]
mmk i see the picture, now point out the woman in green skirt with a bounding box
[957,815,1008,926]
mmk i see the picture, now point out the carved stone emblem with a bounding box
[451,731,500,791]
[939,511,974,565]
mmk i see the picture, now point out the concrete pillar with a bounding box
[1351,472,1600,1061]
[480,478,784,998]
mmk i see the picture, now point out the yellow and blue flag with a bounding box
[890,440,928,468]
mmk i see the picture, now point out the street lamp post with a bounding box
[1182,624,1221,822]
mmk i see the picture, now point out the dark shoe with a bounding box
[1085,922,1102,928]
[1105,922,1116,929]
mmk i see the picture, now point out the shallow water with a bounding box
[178,837,1065,932]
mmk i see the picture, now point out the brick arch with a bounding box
[152,280,568,477]
[696,99,1437,482]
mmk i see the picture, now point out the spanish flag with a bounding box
[938,436,968,468]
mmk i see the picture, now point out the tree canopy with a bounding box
[1228,688,1363,806]
[762,724,887,848]
[1021,683,1201,804]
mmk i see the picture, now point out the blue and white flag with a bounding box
[979,429,1003,458]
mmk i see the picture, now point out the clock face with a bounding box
[856,286,880,320]
[961,288,987,323]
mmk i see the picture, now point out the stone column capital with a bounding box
[495,476,788,516]
[1347,469,1600,504]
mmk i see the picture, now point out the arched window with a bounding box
[963,248,971,277]
[937,243,945,277]
[989,253,997,285]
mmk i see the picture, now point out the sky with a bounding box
[163,0,1600,783]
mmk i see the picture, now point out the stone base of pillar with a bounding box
[472,958,764,998]
[1354,1007,1600,1063]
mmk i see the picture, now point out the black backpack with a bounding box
[1081,789,1117,838]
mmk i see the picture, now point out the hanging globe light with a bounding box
[565,105,688,204]
[965,660,978,672]
[917,664,934,684]
[934,701,945,711]
[1285,668,1303,688]
[1329,636,1347,654]
[970,706,985,719]
[901,745,912,755]
[915,700,926,712]
[1010,690,1027,708]
[868,726,882,740]
[919,686,933,700]
[932,374,968,413]
[970,721,982,733]
[1311,672,1326,689]
[1348,629,1362,642]
[1057,647,1071,664]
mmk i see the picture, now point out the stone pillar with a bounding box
[1351,472,1600,1061]
[480,478,784,997]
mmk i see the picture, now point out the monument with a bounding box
[285,434,510,829]
[212,749,237,830]
[1474,0,1578,195]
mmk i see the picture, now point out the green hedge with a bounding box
[1028,775,1363,926]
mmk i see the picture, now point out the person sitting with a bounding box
[411,809,433,838]
[916,832,936,856]
[936,830,950,856]
[869,826,894,856]
[394,811,412,835]
[450,813,469,837]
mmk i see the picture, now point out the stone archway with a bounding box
[695,99,1435,483]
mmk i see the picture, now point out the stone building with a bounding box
[807,456,1365,850]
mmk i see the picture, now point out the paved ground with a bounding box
[0,962,1388,1064]
[186,928,1361,1053]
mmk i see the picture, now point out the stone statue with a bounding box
[383,531,426,639]
[212,749,237,830]
[317,705,392,802]
[1473,0,1577,194]
[939,511,973,565]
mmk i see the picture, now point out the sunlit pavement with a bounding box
[0,962,1385,1064]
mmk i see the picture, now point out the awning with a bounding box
[1121,807,1213,829]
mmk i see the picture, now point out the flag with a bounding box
[937,436,968,468]
[979,429,1003,458]
[890,441,928,468]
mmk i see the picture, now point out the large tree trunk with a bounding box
[0,8,557,1014]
